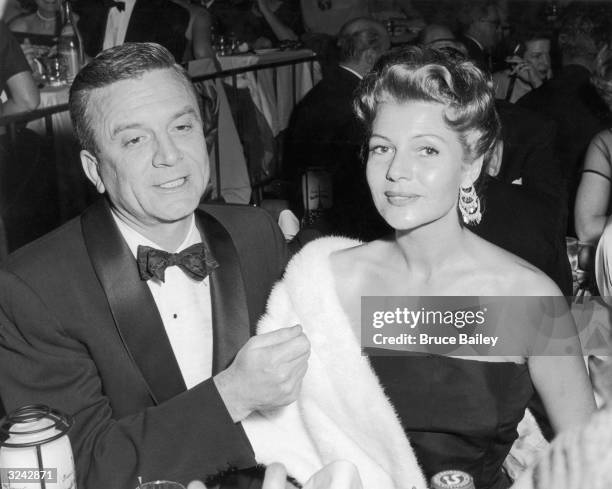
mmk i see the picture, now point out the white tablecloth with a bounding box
[218,49,321,135]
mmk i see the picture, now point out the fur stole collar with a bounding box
[241,237,427,489]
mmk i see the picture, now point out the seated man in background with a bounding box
[283,17,389,240]
[457,0,503,72]
[75,0,189,60]
[0,42,308,489]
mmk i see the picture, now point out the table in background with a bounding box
[217,50,321,194]
[219,49,320,136]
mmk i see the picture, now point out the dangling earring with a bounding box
[458,185,481,225]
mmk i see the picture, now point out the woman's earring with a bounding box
[458,185,482,225]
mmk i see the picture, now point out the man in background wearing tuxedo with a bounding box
[75,0,189,60]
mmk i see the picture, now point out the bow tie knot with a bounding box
[137,243,219,283]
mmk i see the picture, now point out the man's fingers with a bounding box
[264,332,311,364]
[252,325,303,348]
[282,348,311,374]
[263,463,288,489]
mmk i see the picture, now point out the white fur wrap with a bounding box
[241,237,427,489]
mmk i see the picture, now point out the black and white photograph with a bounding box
[0,1,611,488]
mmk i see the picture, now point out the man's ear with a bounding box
[81,150,106,194]
[462,154,485,188]
[363,48,378,69]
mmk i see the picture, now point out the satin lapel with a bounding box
[124,0,142,43]
[196,209,250,375]
[124,0,154,43]
[81,199,186,404]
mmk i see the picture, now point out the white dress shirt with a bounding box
[103,0,137,51]
[113,212,214,388]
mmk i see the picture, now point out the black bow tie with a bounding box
[137,243,219,283]
[105,0,126,12]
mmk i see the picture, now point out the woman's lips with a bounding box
[384,191,421,205]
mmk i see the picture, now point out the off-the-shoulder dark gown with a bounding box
[369,354,534,489]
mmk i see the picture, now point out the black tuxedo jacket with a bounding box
[284,65,380,235]
[518,64,612,235]
[476,178,572,295]
[495,100,563,201]
[75,0,189,59]
[284,65,363,178]
[0,199,288,489]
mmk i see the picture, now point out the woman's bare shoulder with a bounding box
[8,15,33,32]
[331,237,393,269]
[595,128,612,145]
[329,237,397,291]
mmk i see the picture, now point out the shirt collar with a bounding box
[464,34,485,52]
[111,211,200,258]
[339,65,363,80]
[113,0,136,12]
[205,0,215,8]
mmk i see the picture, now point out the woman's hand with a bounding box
[505,55,545,88]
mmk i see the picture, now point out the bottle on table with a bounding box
[57,0,83,84]
[430,470,475,489]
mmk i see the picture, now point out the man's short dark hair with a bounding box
[337,18,388,64]
[458,0,496,29]
[69,42,198,154]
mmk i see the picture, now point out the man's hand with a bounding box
[263,463,296,489]
[214,325,310,422]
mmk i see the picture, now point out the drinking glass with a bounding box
[566,237,579,271]
[43,56,64,86]
[136,481,186,489]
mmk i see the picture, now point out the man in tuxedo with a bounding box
[457,0,502,72]
[283,17,389,239]
[75,0,189,60]
[0,43,309,489]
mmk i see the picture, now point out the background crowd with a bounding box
[2,1,612,270]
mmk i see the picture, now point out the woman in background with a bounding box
[492,26,552,103]
[9,0,59,36]
[575,47,612,244]
[170,0,215,61]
